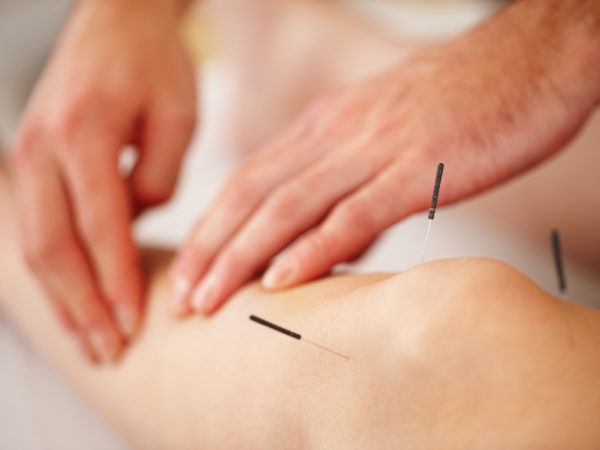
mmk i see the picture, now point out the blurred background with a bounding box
[1,0,598,448]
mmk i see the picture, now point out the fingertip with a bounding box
[88,326,122,364]
[78,333,99,365]
[190,274,228,316]
[115,304,139,339]
[171,275,192,317]
[190,276,218,315]
[262,258,297,290]
[114,271,144,339]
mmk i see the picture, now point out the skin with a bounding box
[173,0,600,316]
[1,167,600,448]
[9,0,196,362]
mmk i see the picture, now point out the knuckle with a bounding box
[214,248,245,280]
[23,229,70,270]
[287,93,339,141]
[304,230,339,262]
[48,117,79,149]
[80,215,111,244]
[223,170,260,208]
[11,123,42,170]
[335,199,376,233]
[265,185,303,221]
[49,87,105,147]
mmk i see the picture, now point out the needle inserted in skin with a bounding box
[249,315,349,359]
[302,338,350,359]
[421,163,444,263]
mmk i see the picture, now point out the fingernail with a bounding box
[263,259,295,289]
[172,276,192,315]
[115,306,137,339]
[191,276,218,314]
[89,329,118,363]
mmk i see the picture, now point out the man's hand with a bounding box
[173,0,600,316]
[10,0,196,361]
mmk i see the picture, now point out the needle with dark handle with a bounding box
[421,163,444,263]
[249,315,349,359]
[550,229,567,294]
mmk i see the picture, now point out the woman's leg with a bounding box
[1,165,600,448]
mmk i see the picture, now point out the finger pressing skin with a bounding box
[188,148,387,315]
[130,100,196,209]
[170,127,332,314]
[262,164,424,289]
[58,125,143,338]
[11,141,122,362]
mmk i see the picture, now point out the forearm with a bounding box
[484,0,600,110]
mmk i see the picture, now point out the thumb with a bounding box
[131,101,196,210]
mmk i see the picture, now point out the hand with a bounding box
[172,0,600,316]
[10,0,196,361]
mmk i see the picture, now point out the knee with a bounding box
[380,258,547,361]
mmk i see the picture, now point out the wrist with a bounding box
[472,0,600,113]
[548,0,600,107]
[516,0,600,109]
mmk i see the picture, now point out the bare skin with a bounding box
[174,0,600,316]
[1,166,600,449]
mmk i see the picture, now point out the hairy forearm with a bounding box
[494,0,600,108]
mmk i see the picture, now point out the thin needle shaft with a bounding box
[302,338,349,360]
[421,219,433,264]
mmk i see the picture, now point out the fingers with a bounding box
[262,164,424,289]
[58,123,143,339]
[11,141,122,362]
[186,150,382,314]
[130,100,196,209]
[171,127,330,313]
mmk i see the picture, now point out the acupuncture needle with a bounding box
[550,229,567,294]
[249,315,349,360]
[421,163,444,263]
[550,229,573,346]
